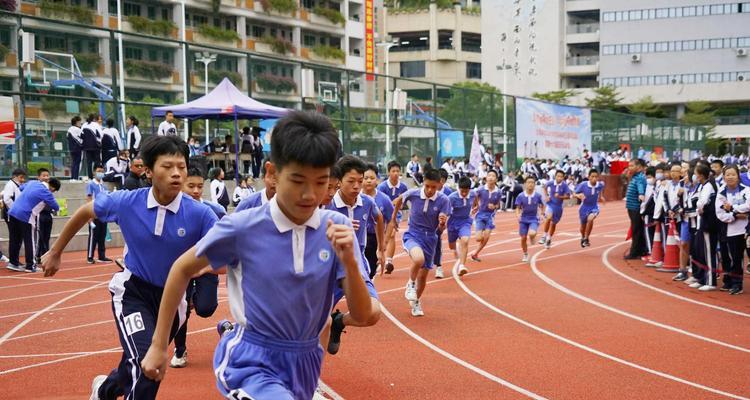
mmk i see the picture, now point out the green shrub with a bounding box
[127,16,176,37]
[40,98,67,118]
[40,0,95,25]
[26,161,52,174]
[207,69,242,85]
[311,45,345,62]
[255,73,297,93]
[197,24,240,43]
[124,59,174,80]
[74,53,101,73]
[260,36,295,54]
[260,0,297,14]
[312,6,345,25]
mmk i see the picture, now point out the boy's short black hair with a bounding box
[710,159,724,168]
[165,110,174,116]
[486,169,499,178]
[139,135,190,170]
[37,167,50,176]
[336,155,367,177]
[423,168,441,182]
[106,118,114,128]
[555,169,566,177]
[458,176,472,189]
[588,168,599,176]
[387,160,401,172]
[71,116,81,125]
[364,163,378,175]
[94,164,104,170]
[11,168,26,178]
[525,175,536,183]
[47,178,61,191]
[645,166,656,177]
[329,164,343,180]
[270,111,340,171]
[438,168,449,181]
[187,166,204,178]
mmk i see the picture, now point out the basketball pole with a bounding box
[116,0,126,142]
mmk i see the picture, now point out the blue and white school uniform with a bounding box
[447,190,476,243]
[575,181,605,225]
[377,179,408,222]
[474,185,503,231]
[196,198,371,400]
[235,188,272,212]
[515,191,544,236]
[86,179,109,260]
[7,181,59,268]
[93,188,218,400]
[544,180,571,224]
[400,188,451,269]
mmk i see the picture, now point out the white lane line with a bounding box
[0,300,110,320]
[0,283,109,303]
[531,248,750,354]
[452,249,749,400]
[380,304,548,400]
[4,320,110,342]
[0,350,120,358]
[601,242,750,318]
[317,380,345,400]
[0,272,114,289]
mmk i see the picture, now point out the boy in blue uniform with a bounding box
[363,163,393,278]
[539,169,571,249]
[471,170,502,262]
[235,163,276,212]
[390,168,451,317]
[377,160,409,273]
[141,111,376,400]
[433,168,454,278]
[7,179,60,272]
[41,135,218,400]
[447,176,477,276]
[86,164,112,264]
[169,166,226,368]
[516,176,545,262]
[575,169,606,248]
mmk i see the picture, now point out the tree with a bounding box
[531,89,577,105]
[680,101,715,126]
[626,95,665,118]
[585,85,623,110]
[438,81,506,130]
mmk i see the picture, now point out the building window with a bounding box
[252,25,265,38]
[400,61,425,78]
[123,2,141,17]
[304,34,316,47]
[466,62,481,79]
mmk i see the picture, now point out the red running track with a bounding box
[0,201,748,399]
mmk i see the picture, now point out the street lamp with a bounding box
[376,39,399,162]
[194,51,217,146]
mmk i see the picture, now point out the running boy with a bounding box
[377,160,409,273]
[539,169,571,249]
[470,169,502,262]
[86,164,112,264]
[447,176,477,276]
[574,169,605,248]
[41,136,218,400]
[516,176,545,262]
[433,168,454,278]
[141,111,376,400]
[363,163,394,278]
[390,168,451,317]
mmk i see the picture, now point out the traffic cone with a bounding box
[645,221,663,267]
[657,220,680,272]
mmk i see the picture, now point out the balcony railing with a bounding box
[567,23,599,34]
[566,55,599,66]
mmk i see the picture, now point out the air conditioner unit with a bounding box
[631,54,641,63]
[739,74,748,82]
[737,48,748,57]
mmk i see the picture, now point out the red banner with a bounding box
[365,0,374,81]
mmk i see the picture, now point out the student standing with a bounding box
[688,163,720,291]
[157,111,178,136]
[574,169,605,247]
[363,163,394,278]
[140,111,375,400]
[41,135,218,400]
[390,168,451,317]
[101,118,122,165]
[470,170,503,261]
[232,175,253,206]
[67,116,84,181]
[209,167,229,210]
[447,177,478,276]
[86,164,112,264]
[35,168,54,264]
[625,159,648,260]
[7,179,60,272]
[539,170,572,249]
[516,176,545,262]
[126,116,142,159]
[81,113,103,180]
[715,165,748,295]
[377,161,409,273]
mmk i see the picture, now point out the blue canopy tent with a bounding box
[151,77,289,181]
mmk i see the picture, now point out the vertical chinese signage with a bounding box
[365,0,374,80]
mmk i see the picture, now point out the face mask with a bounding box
[95,172,105,180]
[655,172,664,180]
[647,178,655,185]
[692,174,698,182]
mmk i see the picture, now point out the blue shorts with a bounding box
[545,206,563,224]
[447,220,473,243]
[403,230,438,269]
[578,206,599,225]
[214,326,323,400]
[475,214,495,231]
[679,221,691,243]
[519,219,539,236]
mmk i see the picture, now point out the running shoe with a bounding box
[6,264,25,272]
[522,253,529,263]
[434,266,444,279]
[544,240,552,250]
[720,282,732,292]
[689,282,703,288]
[698,285,716,292]
[672,272,688,281]
[583,238,591,248]
[470,253,481,262]
[684,277,697,285]
[458,265,468,276]
[404,281,418,301]
[169,350,187,368]
[89,375,107,400]
[729,287,743,295]
[411,300,424,317]
[385,262,394,274]
[327,310,345,355]
[0,255,9,263]
[538,236,547,245]
[24,265,39,273]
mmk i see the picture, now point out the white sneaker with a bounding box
[411,300,424,317]
[89,375,107,400]
[684,277,697,285]
[689,282,702,288]
[538,236,547,245]
[312,388,328,400]
[435,266,444,279]
[0,255,8,263]
[522,253,529,263]
[5,264,25,272]
[698,285,717,292]
[544,240,552,249]
[404,281,418,301]
[458,265,468,276]
[169,351,187,368]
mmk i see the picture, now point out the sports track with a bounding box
[1,200,749,399]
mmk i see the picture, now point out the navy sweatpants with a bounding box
[433,227,444,267]
[98,270,186,400]
[173,273,219,358]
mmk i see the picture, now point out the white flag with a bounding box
[468,124,482,173]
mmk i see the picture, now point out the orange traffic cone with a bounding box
[657,220,680,272]
[645,221,663,267]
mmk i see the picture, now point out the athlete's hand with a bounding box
[351,219,360,231]
[488,203,496,210]
[40,250,61,277]
[141,345,169,382]
[327,220,356,264]
[438,214,448,230]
